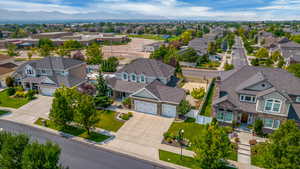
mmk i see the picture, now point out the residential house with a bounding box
[107,58,186,117]
[13,57,87,96]
[143,42,164,52]
[278,40,300,66]
[213,66,300,132]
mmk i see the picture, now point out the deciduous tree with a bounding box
[193,122,232,169]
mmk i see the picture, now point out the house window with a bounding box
[140,75,145,83]
[123,73,128,80]
[296,97,300,103]
[240,95,256,103]
[217,110,233,123]
[26,69,33,75]
[264,99,281,113]
[131,74,136,82]
[263,118,280,129]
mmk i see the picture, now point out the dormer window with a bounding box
[123,73,128,80]
[140,75,145,83]
[296,97,300,103]
[131,74,136,82]
[264,99,281,113]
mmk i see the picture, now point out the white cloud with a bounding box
[0,0,298,21]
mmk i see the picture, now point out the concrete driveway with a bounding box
[2,95,53,124]
[107,111,174,159]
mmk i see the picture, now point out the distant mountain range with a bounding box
[0,9,169,24]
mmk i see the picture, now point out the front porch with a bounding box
[111,90,131,101]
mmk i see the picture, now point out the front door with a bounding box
[241,113,249,123]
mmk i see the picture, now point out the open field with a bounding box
[102,38,159,64]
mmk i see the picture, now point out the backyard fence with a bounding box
[186,109,212,125]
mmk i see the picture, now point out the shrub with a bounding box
[253,119,264,136]
[224,126,234,134]
[120,112,133,121]
[185,117,196,123]
[6,87,16,96]
[5,76,14,87]
[15,86,24,92]
[15,91,26,98]
[191,88,205,100]
[178,100,192,116]
[26,90,35,100]
[122,97,132,109]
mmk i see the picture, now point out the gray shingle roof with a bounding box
[35,57,84,70]
[145,80,186,104]
[14,57,86,88]
[217,66,300,113]
[117,58,175,78]
[107,77,146,93]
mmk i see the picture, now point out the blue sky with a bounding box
[0,0,299,20]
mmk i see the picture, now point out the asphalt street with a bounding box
[232,37,248,69]
[0,120,172,169]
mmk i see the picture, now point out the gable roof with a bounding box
[117,58,175,78]
[143,80,186,104]
[217,66,300,113]
[35,57,84,70]
[106,77,146,93]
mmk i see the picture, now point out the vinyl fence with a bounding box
[186,109,212,125]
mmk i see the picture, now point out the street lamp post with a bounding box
[178,129,184,160]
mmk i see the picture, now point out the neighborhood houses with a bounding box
[0,21,300,169]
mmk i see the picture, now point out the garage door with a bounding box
[162,104,177,117]
[134,100,157,115]
[40,87,56,96]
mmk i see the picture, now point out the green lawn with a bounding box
[35,118,110,142]
[0,110,10,116]
[159,149,196,168]
[159,150,236,169]
[95,110,125,132]
[166,121,237,161]
[167,121,205,143]
[0,90,30,108]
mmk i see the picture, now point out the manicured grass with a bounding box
[0,90,30,108]
[167,121,205,143]
[95,110,125,132]
[166,121,238,161]
[159,149,196,168]
[159,150,236,169]
[35,118,110,142]
[0,110,10,116]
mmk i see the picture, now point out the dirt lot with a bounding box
[102,38,159,65]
